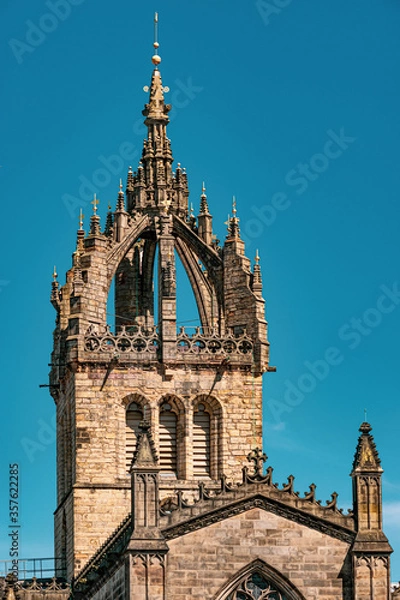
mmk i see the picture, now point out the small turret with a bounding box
[128,421,167,550]
[89,194,101,236]
[114,181,128,242]
[252,250,263,296]
[351,421,392,599]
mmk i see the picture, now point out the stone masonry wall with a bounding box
[56,365,262,577]
[89,564,126,600]
[165,508,351,600]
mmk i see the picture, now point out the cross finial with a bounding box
[247,448,267,478]
[79,208,84,230]
[91,193,99,214]
[255,249,260,265]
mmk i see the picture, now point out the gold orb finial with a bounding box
[152,12,161,66]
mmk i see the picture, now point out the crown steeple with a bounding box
[50,17,270,579]
[126,13,189,217]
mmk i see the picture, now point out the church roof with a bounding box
[73,452,355,596]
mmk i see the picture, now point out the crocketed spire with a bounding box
[89,194,101,236]
[352,421,382,473]
[199,182,210,215]
[116,179,125,212]
[227,196,240,239]
[252,250,263,294]
[143,67,171,123]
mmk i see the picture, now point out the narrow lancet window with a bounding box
[193,403,211,477]
[126,402,143,472]
[159,403,178,476]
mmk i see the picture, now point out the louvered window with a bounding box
[126,402,143,472]
[193,403,211,477]
[159,404,177,475]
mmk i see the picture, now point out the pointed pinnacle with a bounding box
[200,182,210,214]
[91,193,99,215]
[232,195,237,216]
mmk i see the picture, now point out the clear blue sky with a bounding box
[1,0,400,581]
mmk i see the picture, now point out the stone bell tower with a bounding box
[49,22,270,581]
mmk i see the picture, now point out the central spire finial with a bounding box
[91,193,99,215]
[152,12,161,66]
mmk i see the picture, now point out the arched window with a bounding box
[216,561,305,600]
[159,402,178,476]
[126,402,143,472]
[192,396,223,480]
[193,403,211,477]
[226,571,289,600]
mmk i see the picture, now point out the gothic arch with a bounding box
[106,214,152,285]
[192,395,224,480]
[213,559,306,600]
[123,393,150,473]
[175,237,216,330]
[158,395,186,478]
[158,394,185,412]
[122,392,150,412]
[105,211,224,333]
[192,394,224,416]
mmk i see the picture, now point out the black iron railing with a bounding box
[0,557,66,580]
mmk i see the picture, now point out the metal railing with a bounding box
[0,557,66,580]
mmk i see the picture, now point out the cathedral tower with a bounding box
[50,21,270,579]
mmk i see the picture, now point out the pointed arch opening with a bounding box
[175,248,201,330]
[159,402,178,476]
[158,395,185,479]
[214,559,306,600]
[114,237,156,332]
[124,394,149,472]
[103,212,224,339]
[193,395,223,480]
[193,402,211,478]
